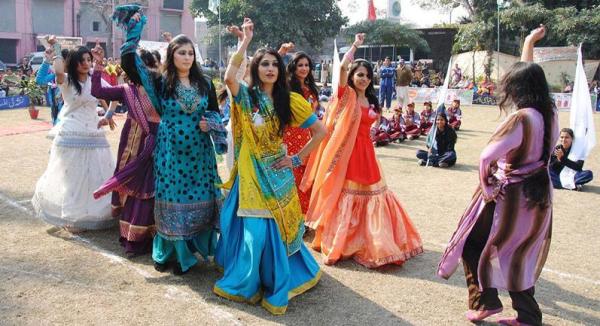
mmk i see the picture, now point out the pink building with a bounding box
[0,0,195,65]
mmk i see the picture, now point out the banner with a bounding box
[0,95,30,110]
[407,87,473,105]
[551,93,597,111]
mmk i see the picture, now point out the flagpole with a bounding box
[218,0,222,81]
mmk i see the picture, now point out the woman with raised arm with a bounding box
[31,39,115,232]
[301,33,423,268]
[111,5,226,275]
[438,25,557,326]
[213,18,326,315]
[90,37,161,256]
[284,51,321,213]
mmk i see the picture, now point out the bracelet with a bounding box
[52,43,62,59]
[104,110,114,119]
[230,52,244,67]
[351,43,359,50]
[291,155,302,168]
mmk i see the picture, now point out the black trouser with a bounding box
[462,202,542,325]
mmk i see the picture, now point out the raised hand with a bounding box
[226,25,243,40]
[91,39,105,65]
[132,12,141,22]
[242,17,254,42]
[526,24,546,43]
[161,31,173,42]
[354,33,365,47]
[46,35,57,46]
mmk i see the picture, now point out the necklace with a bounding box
[175,82,202,114]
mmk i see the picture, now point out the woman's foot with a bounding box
[154,261,169,272]
[465,307,503,322]
[172,264,189,276]
[497,317,532,326]
[63,226,85,233]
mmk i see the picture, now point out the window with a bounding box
[92,21,101,32]
[163,0,183,10]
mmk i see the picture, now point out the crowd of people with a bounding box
[22,6,594,323]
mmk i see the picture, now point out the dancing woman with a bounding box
[301,33,423,268]
[90,35,162,256]
[437,26,558,326]
[284,51,321,213]
[32,40,115,231]
[214,18,326,315]
[114,5,226,274]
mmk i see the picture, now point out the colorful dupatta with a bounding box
[222,84,316,256]
[301,86,361,228]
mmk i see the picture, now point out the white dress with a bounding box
[32,76,116,230]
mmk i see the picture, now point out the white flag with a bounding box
[331,39,340,90]
[560,44,597,189]
[208,0,219,14]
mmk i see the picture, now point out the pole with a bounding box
[497,0,500,82]
[112,0,116,58]
[218,1,222,81]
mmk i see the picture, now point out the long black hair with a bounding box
[163,34,209,99]
[249,48,291,135]
[498,61,555,209]
[287,52,319,100]
[347,59,381,113]
[121,48,159,87]
[65,46,92,95]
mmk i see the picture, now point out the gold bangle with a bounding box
[230,52,244,67]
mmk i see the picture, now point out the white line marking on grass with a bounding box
[425,241,600,286]
[17,199,31,204]
[0,192,242,324]
[0,192,32,214]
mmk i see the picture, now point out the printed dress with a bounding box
[32,76,115,229]
[282,85,318,213]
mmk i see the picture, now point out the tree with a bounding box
[345,20,430,52]
[500,3,600,58]
[412,0,478,20]
[190,0,348,50]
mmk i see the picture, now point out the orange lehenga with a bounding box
[301,86,423,268]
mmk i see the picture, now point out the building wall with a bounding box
[1,0,195,65]
[32,0,64,35]
[0,0,17,33]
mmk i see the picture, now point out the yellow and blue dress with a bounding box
[214,84,321,315]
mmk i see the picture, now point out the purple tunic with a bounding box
[91,70,160,254]
[438,108,559,292]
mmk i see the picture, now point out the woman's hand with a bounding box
[241,17,254,42]
[354,33,365,48]
[555,147,564,161]
[91,39,105,65]
[44,47,54,62]
[132,12,141,22]
[97,117,116,130]
[226,25,243,40]
[199,117,209,132]
[46,35,57,46]
[271,156,293,170]
[526,24,546,44]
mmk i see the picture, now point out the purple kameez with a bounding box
[438,108,559,292]
[91,70,160,255]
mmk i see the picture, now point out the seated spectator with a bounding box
[477,76,496,96]
[563,82,574,93]
[455,76,468,89]
[372,116,392,147]
[389,107,406,142]
[549,128,594,191]
[420,101,435,135]
[319,81,332,102]
[403,102,421,140]
[416,113,457,168]
[447,99,462,130]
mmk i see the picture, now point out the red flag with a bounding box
[368,0,376,21]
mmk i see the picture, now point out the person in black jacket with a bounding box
[416,113,457,167]
[549,128,593,190]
